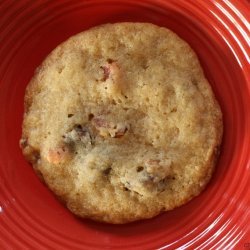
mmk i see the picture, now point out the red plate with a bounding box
[0,0,249,249]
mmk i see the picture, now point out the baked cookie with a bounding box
[20,23,223,224]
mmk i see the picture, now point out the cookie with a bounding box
[20,23,223,224]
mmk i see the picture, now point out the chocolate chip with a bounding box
[103,167,111,176]
[136,166,144,172]
[64,125,95,145]
[107,58,114,64]
[88,113,94,121]
[76,124,82,129]
[68,114,74,118]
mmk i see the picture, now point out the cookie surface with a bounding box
[20,23,223,223]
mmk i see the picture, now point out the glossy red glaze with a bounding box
[0,0,249,249]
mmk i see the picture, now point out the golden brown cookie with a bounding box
[20,23,223,223]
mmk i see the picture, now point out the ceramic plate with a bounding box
[0,0,249,249]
